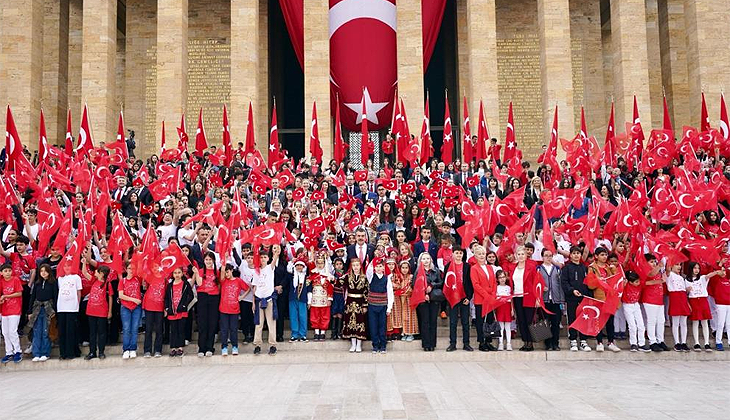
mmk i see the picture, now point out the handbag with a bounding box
[428,288,445,302]
[528,310,554,342]
[482,313,501,339]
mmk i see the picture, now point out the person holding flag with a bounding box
[444,246,474,352]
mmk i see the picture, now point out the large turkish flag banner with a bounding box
[329,0,397,131]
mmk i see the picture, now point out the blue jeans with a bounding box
[289,300,308,339]
[219,313,239,348]
[120,306,142,351]
[32,306,51,357]
[368,305,387,351]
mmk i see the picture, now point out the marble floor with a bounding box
[2,360,726,420]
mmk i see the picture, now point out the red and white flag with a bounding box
[268,102,280,168]
[441,91,454,165]
[475,100,488,161]
[579,105,588,140]
[568,296,610,337]
[602,102,616,167]
[419,93,432,164]
[5,106,23,171]
[64,109,74,157]
[309,101,323,164]
[392,97,405,164]
[245,101,256,154]
[410,263,427,310]
[38,109,49,166]
[76,103,94,157]
[462,96,473,163]
[701,91,711,132]
[194,108,208,157]
[443,264,465,308]
[360,92,370,166]
[662,94,673,136]
[334,95,347,164]
[503,101,517,162]
[222,105,232,166]
[720,93,729,141]
[177,113,189,151]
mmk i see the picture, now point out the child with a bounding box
[219,264,250,356]
[165,268,194,357]
[193,252,221,357]
[309,252,334,341]
[686,262,722,352]
[330,258,346,340]
[119,265,143,359]
[248,251,278,355]
[666,263,690,352]
[436,236,454,272]
[641,254,668,352]
[342,258,368,353]
[708,269,730,350]
[56,270,83,360]
[27,264,58,362]
[495,270,513,351]
[367,258,393,353]
[288,259,310,342]
[81,264,113,360]
[622,271,650,352]
[142,274,166,358]
[0,263,24,363]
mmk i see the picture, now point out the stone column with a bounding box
[538,0,574,151]
[156,0,188,149]
[465,0,499,151]
[0,0,44,148]
[231,0,261,151]
[645,0,664,129]
[658,0,690,128]
[42,0,70,146]
[610,0,653,129]
[304,0,331,162]
[68,0,83,118]
[82,0,117,144]
[396,0,425,134]
[684,0,730,126]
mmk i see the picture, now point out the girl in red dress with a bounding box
[494,270,513,351]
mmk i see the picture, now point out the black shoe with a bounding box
[84,353,97,360]
[553,344,561,351]
[446,344,457,352]
[276,337,284,343]
[478,344,489,352]
[659,342,669,352]
[650,343,662,352]
[254,346,261,355]
[268,346,277,355]
[463,344,474,352]
[485,343,497,351]
[99,353,106,360]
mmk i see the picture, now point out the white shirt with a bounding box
[496,284,511,297]
[687,276,710,298]
[367,271,395,313]
[157,224,177,250]
[238,260,255,303]
[177,227,195,247]
[56,274,83,313]
[251,265,275,298]
[512,267,525,296]
[666,272,687,293]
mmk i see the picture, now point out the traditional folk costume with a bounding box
[288,261,310,341]
[330,267,346,339]
[342,272,368,352]
[388,268,418,337]
[309,270,334,341]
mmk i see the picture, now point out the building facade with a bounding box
[1,0,728,162]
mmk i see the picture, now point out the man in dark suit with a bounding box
[346,228,375,269]
[265,178,286,211]
[453,163,472,187]
[191,225,216,267]
[413,226,438,262]
[344,174,359,197]
[355,181,378,213]
[328,185,347,204]
[469,182,487,202]
[409,166,429,185]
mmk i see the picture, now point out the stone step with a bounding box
[2,344,728,373]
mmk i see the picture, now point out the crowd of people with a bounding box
[2,129,730,366]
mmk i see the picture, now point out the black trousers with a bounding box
[448,302,471,346]
[18,284,31,333]
[417,301,439,349]
[513,297,535,343]
[597,314,615,344]
[79,300,90,344]
[170,319,186,348]
[276,293,287,339]
[88,316,107,355]
[57,312,80,359]
[474,304,495,345]
[566,299,587,341]
[239,301,255,340]
[107,298,121,344]
[197,293,219,353]
[544,302,562,347]
[144,310,163,354]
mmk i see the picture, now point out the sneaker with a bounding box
[580,341,591,352]
[650,343,662,352]
[659,342,669,352]
[693,344,702,352]
[13,352,22,363]
[673,344,682,352]
[268,346,277,355]
[130,351,137,359]
[254,346,261,355]
[463,344,474,352]
[638,344,651,353]
[714,343,723,351]
[289,337,297,342]
[607,343,621,353]
[32,357,40,362]
[596,343,604,352]
[498,342,504,351]
[84,353,97,360]
[232,347,239,355]
[154,352,162,358]
[205,351,213,357]
[349,342,356,352]
[372,349,378,354]
[221,348,228,357]
[144,352,152,358]
[300,337,309,343]
[185,340,190,346]
[681,343,691,352]
[630,344,638,352]
[1,355,11,364]
[122,351,130,359]
[446,344,457,352]
[570,340,578,352]
[197,352,204,358]
[23,344,33,354]
[169,351,177,357]
[99,353,106,360]
[39,356,48,362]
[506,344,513,351]
[405,335,414,342]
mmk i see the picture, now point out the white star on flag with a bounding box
[345,87,387,124]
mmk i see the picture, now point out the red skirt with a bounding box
[689,297,712,321]
[668,291,691,316]
[495,301,512,323]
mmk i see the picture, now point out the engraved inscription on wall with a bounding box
[144,45,157,156]
[497,33,542,159]
[187,38,231,143]
[571,38,585,134]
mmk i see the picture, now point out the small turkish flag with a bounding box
[568,297,609,337]
[380,178,397,191]
[400,182,416,194]
[410,264,428,310]
[443,265,465,308]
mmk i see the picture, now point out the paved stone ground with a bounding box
[2,360,727,419]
